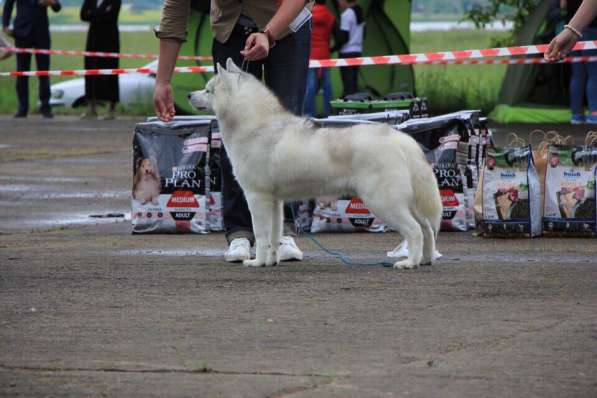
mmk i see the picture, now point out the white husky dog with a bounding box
[189,59,442,269]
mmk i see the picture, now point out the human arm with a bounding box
[153,0,191,121]
[154,39,182,122]
[2,0,15,35]
[545,0,597,60]
[331,20,348,53]
[81,0,120,23]
[38,0,61,12]
[241,0,307,61]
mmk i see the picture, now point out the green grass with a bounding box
[411,30,509,115]
[0,31,158,115]
[0,29,509,116]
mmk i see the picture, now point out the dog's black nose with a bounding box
[187,93,192,99]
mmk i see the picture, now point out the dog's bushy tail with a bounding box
[412,164,443,237]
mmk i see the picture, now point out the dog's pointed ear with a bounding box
[226,58,243,74]
[216,62,228,76]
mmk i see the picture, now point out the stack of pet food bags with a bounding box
[476,131,597,238]
[306,110,491,233]
[306,110,414,233]
[132,116,224,234]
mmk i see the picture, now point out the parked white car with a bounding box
[49,60,157,108]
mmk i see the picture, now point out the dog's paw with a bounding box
[393,259,419,270]
[243,259,266,267]
[420,258,433,266]
[265,250,279,267]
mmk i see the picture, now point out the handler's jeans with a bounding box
[212,20,311,244]
[303,68,332,117]
[570,27,597,118]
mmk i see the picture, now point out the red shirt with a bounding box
[309,4,335,60]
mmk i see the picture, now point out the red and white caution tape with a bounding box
[1,40,596,77]
[420,55,597,65]
[0,65,213,77]
[0,46,213,61]
[1,57,594,77]
[1,39,596,65]
[308,40,597,68]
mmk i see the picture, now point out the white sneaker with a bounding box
[224,238,251,262]
[279,236,303,262]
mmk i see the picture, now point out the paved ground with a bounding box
[1,117,596,397]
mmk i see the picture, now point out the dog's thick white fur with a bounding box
[189,59,442,269]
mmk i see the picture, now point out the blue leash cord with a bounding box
[304,233,394,268]
[292,206,393,268]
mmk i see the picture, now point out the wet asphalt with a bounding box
[0,116,596,397]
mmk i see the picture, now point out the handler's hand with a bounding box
[240,32,270,61]
[154,81,175,122]
[544,29,578,61]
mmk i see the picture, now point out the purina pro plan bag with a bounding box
[132,119,211,233]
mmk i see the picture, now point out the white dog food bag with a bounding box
[480,145,541,238]
[543,143,597,237]
[132,119,213,234]
[311,196,388,233]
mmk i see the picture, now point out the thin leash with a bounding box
[291,206,394,268]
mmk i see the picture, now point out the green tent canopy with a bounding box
[490,0,574,123]
[172,0,415,115]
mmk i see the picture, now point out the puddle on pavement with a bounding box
[0,176,92,183]
[116,249,224,257]
[0,212,131,232]
[29,190,128,199]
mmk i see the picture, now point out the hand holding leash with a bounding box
[240,32,270,61]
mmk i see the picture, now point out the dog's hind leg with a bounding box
[413,210,436,266]
[361,193,424,269]
[266,199,283,266]
[243,192,275,267]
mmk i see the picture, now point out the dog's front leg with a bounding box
[243,192,275,267]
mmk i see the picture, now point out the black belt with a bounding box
[234,15,258,36]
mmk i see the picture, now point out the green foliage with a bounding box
[463,0,542,46]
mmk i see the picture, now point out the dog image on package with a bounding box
[132,157,161,205]
[188,59,443,269]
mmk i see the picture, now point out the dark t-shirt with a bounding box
[567,0,597,28]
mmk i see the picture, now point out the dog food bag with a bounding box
[311,197,388,233]
[426,128,469,232]
[543,143,597,237]
[207,120,223,232]
[132,118,213,234]
[480,145,541,238]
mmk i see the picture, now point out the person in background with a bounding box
[303,0,336,117]
[2,0,62,118]
[545,0,597,124]
[80,0,121,120]
[154,0,312,263]
[334,0,364,97]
